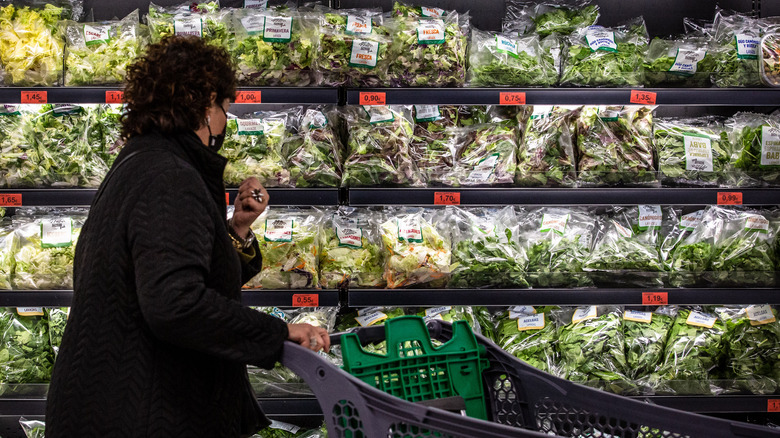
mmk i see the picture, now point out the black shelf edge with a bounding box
[631,396,780,414]
[347,188,780,206]
[258,398,322,416]
[0,188,339,207]
[348,288,780,307]
[242,290,340,307]
[346,88,780,106]
[0,87,339,105]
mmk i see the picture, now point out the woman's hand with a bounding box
[231,177,269,239]
[287,323,331,353]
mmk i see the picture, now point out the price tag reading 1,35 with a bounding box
[21,91,47,104]
[0,193,22,207]
[499,92,526,105]
[292,294,319,307]
[717,192,743,205]
[642,292,668,306]
[235,91,262,104]
[434,192,460,205]
[630,90,657,105]
[359,92,386,105]
[105,90,124,104]
[769,399,780,412]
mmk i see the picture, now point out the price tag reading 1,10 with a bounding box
[21,91,47,104]
[499,92,526,105]
[642,292,668,305]
[434,192,460,205]
[359,92,386,105]
[105,90,124,104]
[717,192,743,205]
[235,91,262,104]
[630,90,657,105]
[0,193,22,207]
[292,294,319,307]
[769,399,780,412]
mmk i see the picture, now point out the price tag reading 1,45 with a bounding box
[717,192,743,205]
[235,91,262,104]
[105,90,124,104]
[359,92,386,105]
[0,193,22,207]
[292,294,319,307]
[499,92,526,105]
[642,292,668,306]
[434,192,460,205]
[21,91,47,104]
[769,399,780,412]
[630,90,657,105]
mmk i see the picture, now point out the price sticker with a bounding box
[0,193,22,207]
[769,399,780,412]
[433,192,460,205]
[235,91,262,104]
[292,294,319,307]
[359,92,386,105]
[499,92,526,105]
[225,192,231,205]
[630,90,657,105]
[642,292,668,305]
[105,90,124,104]
[21,91,47,104]
[717,192,743,205]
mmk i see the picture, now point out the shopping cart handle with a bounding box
[328,324,386,346]
[414,396,467,413]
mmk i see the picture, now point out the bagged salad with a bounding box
[230,8,319,86]
[576,105,657,187]
[285,107,342,187]
[655,117,732,187]
[247,207,322,289]
[497,306,559,374]
[64,10,144,85]
[340,105,422,187]
[467,30,557,87]
[380,208,451,288]
[517,105,579,187]
[222,109,293,187]
[415,306,484,335]
[387,2,469,87]
[449,207,528,288]
[46,307,68,356]
[622,306,675,382]
[0,105,40,188]
[503,0,599,37]
[0,307,54,384]
[660,207,706,272]
[560,18,649,87]
[146,1,230,47]
[0,219,16,289]
[711,10,762,88]
[642,35,716,87]
[728,112,780,187]
[319,207,384,289]
[443,123,518,187]
[19,417,45,438]
[520,207,595,288]
[410,105,475,185]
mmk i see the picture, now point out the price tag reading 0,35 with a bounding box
[499,92,526,105]
[292,294,319,307]
[630,90,657,105]
[359,92,386,105]
[21,91,47,104]
[0,194,22,207]
[642,292,668,306]
[434,192,460,205]
[235,91,262,104]
[717,192,743,205]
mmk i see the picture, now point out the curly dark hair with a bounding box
[121,36,237,139]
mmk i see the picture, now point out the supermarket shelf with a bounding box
[346,88,780,106]
[0,188,340,207]
[633,396,780,414]
[347,288,780,307]
[0,290,340,307]
[347,188,780,206]
[0,87,339,105]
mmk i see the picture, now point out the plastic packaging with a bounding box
[623,306,675,382]
[285,106,342,187]
[496,306,559,374]
[146,2,230,47]
[443,123,518,187]
[0,219,16,289]
[760,32,780,87]
[19,417,45,438]
[467,30,557,87]
[319,207,385,289]
[410,105,475,185]
[655,117,732,187]
[415,306,484,336]
[711,10,763,88]
[660,207,706,273]
[0,308,53,383]
[642,36,716,87]
[46,307,68,356]
[728,111,780,187]
[502,0,599,37]
[516,105,579,187]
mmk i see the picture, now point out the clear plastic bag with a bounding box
[285,106,342,187]
[660,207,706,273]
[760,32,780,87]
[467,30,557,87]
[146,1,230,47]
[655,117,732,187]
[642,36,716,87]
[442,123,518,187]
[503,0,599,37]
[46,307,68,357]
[727,111,780,187]
[517,105,579,187]
[623,306,676,382]
[410,105,475,186]
[0,308,53,384]
[319,207,385,289]
[496,306,560,374]
[711,10,762,88]
[19,417,46,438]
[0,105,39,188]
[414,306,484,336]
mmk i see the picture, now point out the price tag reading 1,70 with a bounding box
[769,399,780,412]
[105,90,124,104]
[630,90,657,105]
[292,294,319,307]
[0,193,22,207]
[499,92,526,105]
[434,192,460,205]
[642,292,668,306]
[21,91,47,104]
[235,91,262,104]
[717,192,743,205]
[359,92,386,105]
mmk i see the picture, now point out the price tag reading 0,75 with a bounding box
[499,92,526,105]
[292,294,319,307]
[0,194,22,207]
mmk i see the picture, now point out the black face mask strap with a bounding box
[207,104,228,150]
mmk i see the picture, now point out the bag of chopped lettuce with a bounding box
[0,307,54,384]
[655,117,732,187]
[623,306,675,383]
[442,123,518,187]
[642,35,716,87]
[319,207,384,289]
[146,1,230,47]
[285,106,342,188]
[410,105,475,186]
[467,30,557,87]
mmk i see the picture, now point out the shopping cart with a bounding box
[280,316,780,438]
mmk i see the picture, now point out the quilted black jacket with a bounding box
[46,131,289,437]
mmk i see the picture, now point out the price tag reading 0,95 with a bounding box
[359,92,386,105]
[0,194,22,207]
[434,192,460,205]
[717,192,743,205]
[292,294,319,307]
[235,91,262,104]
[499,92,526,105]
[642,292,668,306]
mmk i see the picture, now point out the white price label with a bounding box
[174,18,203,37]
[761,126,780,166]
[585,26,617,52]
[686,310,717,328]
[425,306,452,317]
[347,15,372,34]
[530,105,554,120]
[397,218,423,243]
[638,205,662,229]
[263,16,292,43]
[495,35,519,58]
[669,48,707,75]
[84,24,111,45]
[244,0,268,8]
[417,19,445,44]
[680,210,704,230]
[236,118,264,135]
[684,134,713,172]
[41,218,73,248]
[735,33,760,59]
[540,213,569,235]
[746,305,776,326]
[240,15,265,35]
[356,311,388,327]
[572,306,598,324]
[624,310,653,323]
[263,218,294,242]
[349,39,379,69]
[517,314,545,331]
[336,225,363,248]
[365,106,394,124]
[414,105,441,122]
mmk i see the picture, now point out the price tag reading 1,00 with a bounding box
[235,91,262,104]
[0,193,22,207]
[642,292,668,306]
[717,192,743,205]
[359,92,386,105]
[434,192,460,205]
[499,92,526,105]
[292,294,319,307]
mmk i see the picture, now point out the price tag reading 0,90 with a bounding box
[105,90,124,104]
[235,91,262,104]
[499,92,526,105]
[359,92,386,105]
[434,192,460,205]
[21,91,47,104]
[0,194,22,207]
[630,90,657,105]
[292,294,319,307]
[642,292,668,306]
[717,192,743,205]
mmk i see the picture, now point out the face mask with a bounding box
[207,105,228,153]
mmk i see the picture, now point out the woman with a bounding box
[46,36,329,437]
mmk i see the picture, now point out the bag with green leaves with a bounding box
[64,10,145,85]
[497,306,559,374]
[222,109,294,188]
[415,306,483,336]
[20,417,45,438]
[576,105,657,187]
[229,8,319,86]
[247,207,322,289]
[517,105,579,187]
[410,105,476,185]
[502,0,599,37]
[340,105,422,187]
[0,307,54,384]
[660,207,706,273]
[560,18,649,87]
[622,306,675,382]
[46,307,68,356]
[711,10,762,88]
[0,219,17,289]
[655,117,732,187]
[0,105,40,188]
[380,208,451,288]
[146,2,230,47]
[716,305,780,395]
[440,123,518,187]
[319,207,384,289]
[448,206,528,288]
[642,36,716,87]
[727,112,780,187]
[467,30,557,87]
[285,106,342,187]
[520,207,595,288]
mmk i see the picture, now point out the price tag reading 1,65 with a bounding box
[642,292,668,305]
[292,294,319,307]
[235,91,262,104]
[769,399,780,412]
[499,92,526,105]
[359,92,386,105]
[21,91,47,104]
[434,192,460,205]
[717,192,743,205]
[0,193,22,207]
[105,90,124,104]
[630,90,657,105]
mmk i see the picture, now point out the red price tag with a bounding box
[769,399,780,412]
[434,192,461,205]
[717,192,743,205]
[630,90,657,105]
[359,92,386,105]
[292,294,319,307]
[235,91,262,104]
[642,292,668,306]
[225,192,230,205]
[499,92,526,105]
[0,194,22,207]
[105,90,124,104]
[21,91,47,104]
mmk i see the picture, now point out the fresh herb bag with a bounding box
[222,110,293,188]
[642,36,716,87]
[655,117,732,187]
[728,112,780,187]
[319,207,384,289]
[711,10,762,88]
[285,107,342,188]
[660,207,706,273]
[623,307,675,381]
[0,307,54,384]
[467,30,557,87]
[517,105,579,187]
[497,306,559,374]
